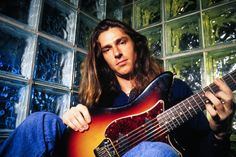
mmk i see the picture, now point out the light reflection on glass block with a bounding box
[134,0,161,29]
[166,14,201,55]
[34,38,73,87]
[31,86,69,115]
[202,0,233,9]
[73,52,85,87]
[76,14,98,49]
[166,55,203,92]
[206,47,236,83]
[62,0,79,7]
[79,0,106,20]
[0,22,36,79]
[71,92,80,107]
[165,0,199,20]
[203,2,236,47]
[106,0,133,27]
[40,0,77,43]
[0,80,26,129]
[140,26,162,57]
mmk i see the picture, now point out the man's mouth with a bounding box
[116,59,128,66]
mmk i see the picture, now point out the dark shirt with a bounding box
[99,78,230,157]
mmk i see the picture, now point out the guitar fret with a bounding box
[207,85,216,95]
[163,111,173,131]
[187,98,197,115]
[167,110,176,130]
[210,84,218,93]
[157,112,171,132]
[173,105,185,124]
[196,92,206,106]
[170,108,181,127]
[190,96,202,112]
[228,73,236,86]
[173,106,183,126]
[182,102,193,118]
[177,103,189,121]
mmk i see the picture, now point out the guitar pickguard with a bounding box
[104,100,167,154]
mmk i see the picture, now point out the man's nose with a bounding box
[113,46,122,58]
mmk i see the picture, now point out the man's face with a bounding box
[98,27,137,79]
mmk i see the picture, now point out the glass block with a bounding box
[165,14,201,55]
[71,91,80,107]
[165,0,199,20]
[31,86,70,115]
[79,0,106,20]
[134,0,161,29]
[0,0,40,28]
[34,37,73,87]
[73,52,86,88]
[40,0,77,43]
[202,0,232,9]
[203,2,236,47]
[76,13,98,49]
[166,54,203,92]
[62,0,79,7]
[206,47,236,83]
[0,79,27,129]
[122,4,133,27]
[0,22,36,79]
[139,26,162,57]
[106,1,133,27]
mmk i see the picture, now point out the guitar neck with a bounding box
[157,70,236,132]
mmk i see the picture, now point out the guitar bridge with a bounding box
[94,138,119,157]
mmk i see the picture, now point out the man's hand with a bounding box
[62,104,91,132]
[205,78,235,139]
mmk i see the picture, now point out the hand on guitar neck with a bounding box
[205,78,235,140]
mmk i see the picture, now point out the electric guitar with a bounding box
[67,70,236,157]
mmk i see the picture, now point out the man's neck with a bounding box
[116,76,134,96]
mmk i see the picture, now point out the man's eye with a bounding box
[120,40,126,44]
[102,48,109,53]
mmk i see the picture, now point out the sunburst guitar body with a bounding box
[67,70,236,157]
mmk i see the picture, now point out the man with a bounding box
[1,19,235,157]
[63,19,235,157]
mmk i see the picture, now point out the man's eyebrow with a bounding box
[115,36,128,44]
[100,36,128,49]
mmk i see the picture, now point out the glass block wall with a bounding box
[106,0,236,155]
[0,0,103,139]
[0,0,236,154]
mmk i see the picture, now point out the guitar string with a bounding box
[117,97,202,155]
[115,76,236,155]
[116,86,211,147]
[117,75,236,155]
[96,96,199,156]
[97,101,190,156]
[100,79,235,156]
[98,75,235,156]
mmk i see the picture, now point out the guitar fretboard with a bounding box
[157,70,236,132]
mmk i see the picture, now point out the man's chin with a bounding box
[115,72,134,79]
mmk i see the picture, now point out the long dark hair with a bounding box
[79,19,163,108]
